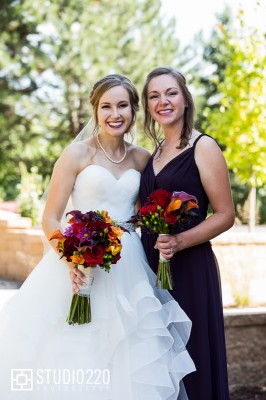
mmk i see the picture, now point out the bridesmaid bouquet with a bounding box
[49,210,126,325]
[129,189,200,290]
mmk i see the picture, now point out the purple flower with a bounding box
[77,227,99,249]
[64,226,76,237]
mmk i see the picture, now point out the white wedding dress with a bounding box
[0,165,195,399]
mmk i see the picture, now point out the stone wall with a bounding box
[224,308,266,392]
[212,230,266,307]
[1,218,266,307]
[0,217,45,281]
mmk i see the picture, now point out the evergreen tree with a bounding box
[0,0,186,199]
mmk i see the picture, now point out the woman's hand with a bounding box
[69,267,86,293]
[155,234,185,260]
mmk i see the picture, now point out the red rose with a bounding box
[149,189,172,208]
[84,245,105,266]
[140,204,158,216]
[164,213,178,225]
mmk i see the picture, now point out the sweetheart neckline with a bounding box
[77,164,141,181]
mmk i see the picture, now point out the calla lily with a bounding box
[49,230,65,241]
[165,198,182,213]
[171,191,197,203]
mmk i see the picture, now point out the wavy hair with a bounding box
[142,67,195,149]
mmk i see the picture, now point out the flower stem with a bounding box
[66,294,91,325]
[156,261,173,290]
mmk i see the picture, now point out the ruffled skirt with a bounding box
[0,231,195,399]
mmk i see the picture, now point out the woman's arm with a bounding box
[42,144,83,251]
[156,136,235,258]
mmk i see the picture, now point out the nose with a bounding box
[111,107,120,118]
[159,94,169,105]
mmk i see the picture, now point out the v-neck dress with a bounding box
[140,134,229,400]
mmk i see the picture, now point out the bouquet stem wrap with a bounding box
[66,265,96,325]
[156,234,173,290]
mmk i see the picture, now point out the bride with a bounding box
[0,74,195,399]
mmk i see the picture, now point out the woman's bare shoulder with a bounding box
[193,131,218,149]
[55,139,97,171]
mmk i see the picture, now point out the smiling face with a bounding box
[147,74,187,128]
[97,85,133,137]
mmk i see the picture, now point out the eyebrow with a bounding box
[99,100,129,105]
[148,87,179,94]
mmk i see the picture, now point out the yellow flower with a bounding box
[102,211,112,223]
[107,244,122,256]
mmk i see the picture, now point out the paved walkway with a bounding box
[0,279,22,308]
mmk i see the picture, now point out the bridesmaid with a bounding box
[140,66,235,400]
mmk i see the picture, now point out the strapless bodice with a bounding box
[71,165,140,221]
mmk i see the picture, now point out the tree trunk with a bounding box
[248,185,256,232]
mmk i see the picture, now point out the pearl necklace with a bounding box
[96,133,127,164]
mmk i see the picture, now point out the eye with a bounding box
[119,103,129,108]
[168,91,178,96]
[149,95,159,100]
[101,105,110,109]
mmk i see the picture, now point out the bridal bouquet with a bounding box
[49,210,126,325]
[130,190,200,290]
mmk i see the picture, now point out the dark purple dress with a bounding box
[140,134,229,400]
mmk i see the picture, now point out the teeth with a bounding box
[108,122,123,127]
[158,110,172,114]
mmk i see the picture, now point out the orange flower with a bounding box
[165,198,182,213]
[49,230,65,241]
[70,254,85,264]
[111,225,123,240]
[108,231,118,242]
[106,244,122,256]
[186,200,199,211]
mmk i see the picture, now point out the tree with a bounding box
[1,0,187,199]
[193,6,234,132]
[204,6,266,230]
[0,0,50,199]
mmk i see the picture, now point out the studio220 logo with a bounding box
[11,368,111,392]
